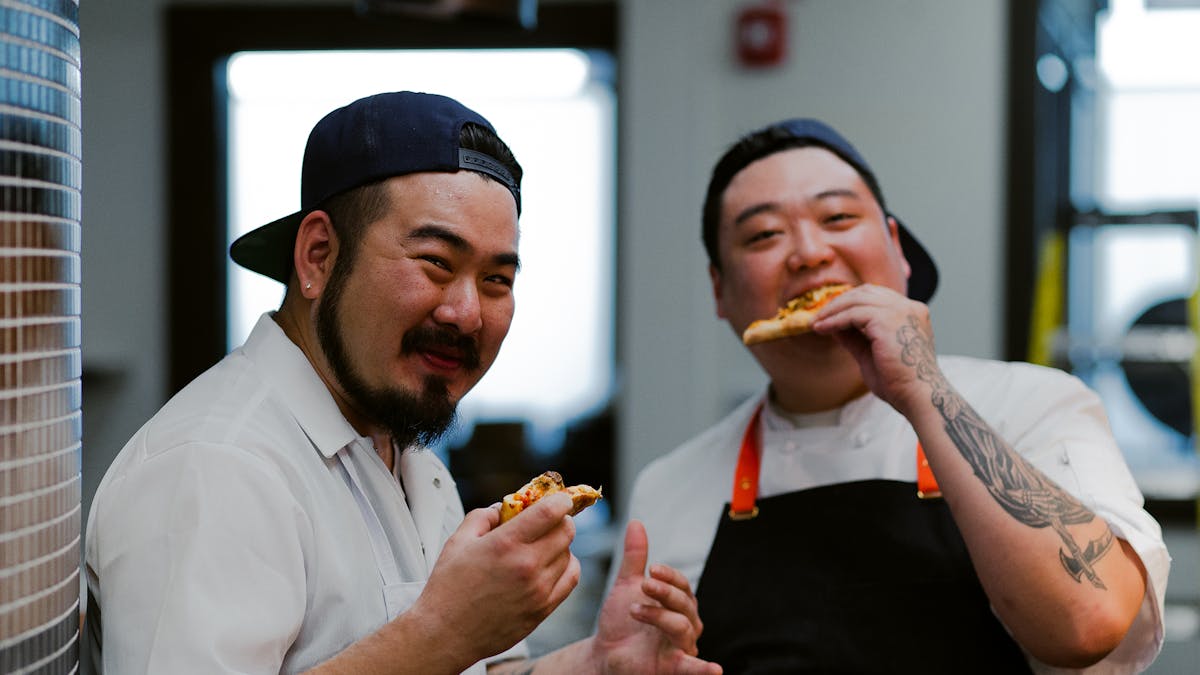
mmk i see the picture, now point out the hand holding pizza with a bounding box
[807,283,941,417]
[405,493,581,667]
[589,520,723,674]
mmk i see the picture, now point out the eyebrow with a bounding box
[407,224,521,270]
[812,188,862,202]
[732,188,865,227]
[732,202,779,227]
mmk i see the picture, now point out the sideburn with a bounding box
[315,250,458,450]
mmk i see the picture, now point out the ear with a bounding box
[293,210,338,299]
[709,263,728,319]
[887,215,912,281]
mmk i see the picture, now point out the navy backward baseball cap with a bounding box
[716,118,939,303]
[230,91,522,284]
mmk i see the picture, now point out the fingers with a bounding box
[631,601,698,654]
[648,563,694,598]
[646,564,703,635]
[628,563,705,656]
[829,326,873,364]
[673,655,724,675]
[812,284,926,331]
[507,492,576,544]
[545,552,583,612]
[615,519,650,580]
[809,284,880,330]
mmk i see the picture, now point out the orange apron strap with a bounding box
[916,442,942,499]
[728,403,764,520]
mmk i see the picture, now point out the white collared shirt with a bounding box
[85,313,525,674]
[624,356,1170,674]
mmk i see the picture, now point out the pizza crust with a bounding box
[742,283,852,345]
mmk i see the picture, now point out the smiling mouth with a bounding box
[402,325,482,373]
[421,347,465,372]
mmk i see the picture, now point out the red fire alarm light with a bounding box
[736,1,787,68]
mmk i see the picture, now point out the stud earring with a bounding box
[305,282,312,290]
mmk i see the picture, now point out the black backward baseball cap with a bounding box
[718,118,939,303]
[230,91,522,284]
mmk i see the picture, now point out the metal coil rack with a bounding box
[0,0,82,673]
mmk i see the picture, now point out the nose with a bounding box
[432,279,483,335]
[785,222,834,272]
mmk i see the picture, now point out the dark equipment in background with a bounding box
[357,0,538,29]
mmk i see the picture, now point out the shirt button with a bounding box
[854,432,870,447]
[433,477,441,488]
[785,441,797,452]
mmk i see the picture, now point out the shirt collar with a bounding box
[762,386,879,432]
[242,312,360,459]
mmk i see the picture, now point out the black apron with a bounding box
[694,413,1033,674]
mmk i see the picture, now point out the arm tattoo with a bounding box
[897,317,1115,589]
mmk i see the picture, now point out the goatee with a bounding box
[316,257,476,449]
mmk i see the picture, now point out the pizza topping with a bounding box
[499,471,603,524]
[786,283,851,313]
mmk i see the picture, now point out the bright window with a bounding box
[1097,0,1200,211]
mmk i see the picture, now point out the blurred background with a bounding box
[3,0,1198,671]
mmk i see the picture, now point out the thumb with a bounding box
[616,519,649,580]
[677,656,724,675]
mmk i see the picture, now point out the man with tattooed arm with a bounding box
[617,119,1169,672]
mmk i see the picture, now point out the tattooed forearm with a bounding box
[897,316,1115,588]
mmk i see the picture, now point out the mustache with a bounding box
[401,325,482,371]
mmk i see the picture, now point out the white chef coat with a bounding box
[625,356,1170,674]
[84,313,527,674]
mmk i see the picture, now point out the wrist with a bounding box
[579,635,608,675]
[890,382,935,421]
[388,601,480,674]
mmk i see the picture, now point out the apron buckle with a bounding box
[728,506,759,521]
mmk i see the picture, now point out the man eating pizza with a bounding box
[614,118,1170,672]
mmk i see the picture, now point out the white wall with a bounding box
[78,0,1007,519]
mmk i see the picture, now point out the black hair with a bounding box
[701,126,888,271]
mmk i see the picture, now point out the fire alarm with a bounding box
[736,1,787,68]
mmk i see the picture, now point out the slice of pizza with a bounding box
[499,471,603,524]
[742,283,853,345]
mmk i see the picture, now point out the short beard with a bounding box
[315,253,467,450]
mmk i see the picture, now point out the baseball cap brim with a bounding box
[229,211,303,285]
[895,216,938,303]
